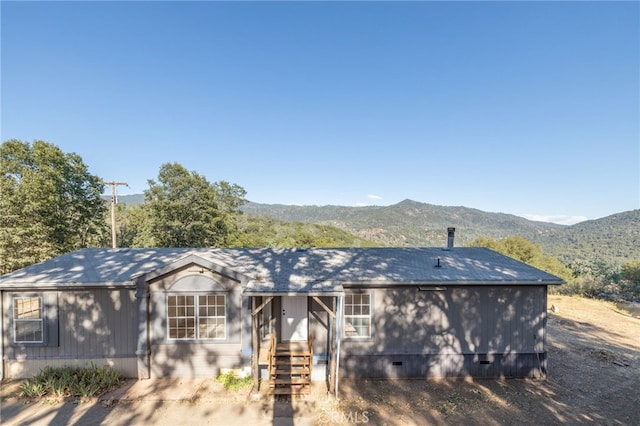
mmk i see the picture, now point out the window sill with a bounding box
[10,342,48,348]
[341,337,375,343]
[163,339,230,344]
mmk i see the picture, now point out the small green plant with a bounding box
[20,381,47,398]
[215,371,253,391]
[19,364,122,398]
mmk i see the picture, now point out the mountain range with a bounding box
[242,199,639,266]
[113,195,639,266]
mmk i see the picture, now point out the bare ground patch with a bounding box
[333,295,640,425]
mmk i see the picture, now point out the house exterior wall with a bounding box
[2,289,137,379]
[309,296,333,382]
[0,248,561,382]
[340,285,547,378]
[147,265,245,378]
[273,296,282,341]
[309,297,331,359]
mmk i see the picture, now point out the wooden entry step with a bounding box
[267,334,313,395]
[271,386,310,396]
[273,355,311,368]
[271,378,310,385]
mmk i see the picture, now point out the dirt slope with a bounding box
[335,295,640,425]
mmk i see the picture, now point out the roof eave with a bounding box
[343,280,565,287]
[0,281,136,290]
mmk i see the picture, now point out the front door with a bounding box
[281,296,308,341]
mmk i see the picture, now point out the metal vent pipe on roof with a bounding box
[447,227,455,249]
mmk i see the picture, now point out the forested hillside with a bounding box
[231,215,382,248]
[242,200,640,266]
[112,196,639,266]
[536,210,640,266]
[5,140,635,301]
[113,194,145,205]
[242,199,562,246]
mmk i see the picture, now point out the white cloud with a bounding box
[355,195,384,207]
[520,214,589,226]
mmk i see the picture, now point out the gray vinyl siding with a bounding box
[147,268,245,378]
[309,296,332,359]
[2,289,137,378]
[340,353,547,379]
[341,285,547,378]
[149,343,244,378]
[272,296,282,342]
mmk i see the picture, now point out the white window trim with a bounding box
[197,295,226,340]
[166,293,227,341]
[13,296,44,344]
[343,293,372,339]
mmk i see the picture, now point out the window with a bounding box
[11,293,58,347]
[198,295,226,339]
[13,297,44,343]
[167,294,226,340]
[344,293,371,338]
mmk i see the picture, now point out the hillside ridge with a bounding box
[243,200,639,265]
[110,195,639,265]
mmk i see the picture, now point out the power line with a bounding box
[101,181,129,248]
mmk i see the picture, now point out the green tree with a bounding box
[0,139,108,273]
[109,202,145,248]
[136,163,247,247]
[620,260,640,300]
[621,260,640,284]
[565,259,619,298]
[467,235,572,282]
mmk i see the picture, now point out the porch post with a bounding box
[329,296,337,394]
[335,294,344,399]
[251,296,260,390]
[135,279,150,379]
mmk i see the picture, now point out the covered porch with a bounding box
[245,282,344,396]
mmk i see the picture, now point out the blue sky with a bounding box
[2,1,638,225]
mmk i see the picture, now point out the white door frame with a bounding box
[281,296,308,341]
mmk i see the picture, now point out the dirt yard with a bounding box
[1,295,638,425]
[332,295,640,425]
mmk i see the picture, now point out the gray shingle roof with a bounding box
[0,247,564,293]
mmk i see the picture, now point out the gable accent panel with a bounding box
[169,275,226,292]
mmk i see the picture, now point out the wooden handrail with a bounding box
[308,333,314,380]
[268,332,276,377]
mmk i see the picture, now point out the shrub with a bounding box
[215,371,253,391]
[20,364,122,398]
[20,381,47,398]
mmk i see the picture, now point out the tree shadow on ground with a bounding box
[335,309,639,426]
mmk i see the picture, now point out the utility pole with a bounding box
[101,181,128,248]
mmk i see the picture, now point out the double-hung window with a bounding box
[167,294,226,340]
[344,293,372,338]
[13,296,44,343]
